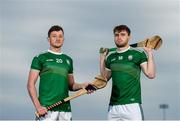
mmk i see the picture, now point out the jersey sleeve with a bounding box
[139,51,148,65]
[105,56,111,69]
[68,58,73,74]
[31,56,42,70]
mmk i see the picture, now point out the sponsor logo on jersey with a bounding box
[56,58,63,63]
[128,55,133,61]
[111,58,116,62]
[46,59,54,62]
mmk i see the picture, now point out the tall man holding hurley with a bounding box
[100,25,156,120]
[27,25,90,121]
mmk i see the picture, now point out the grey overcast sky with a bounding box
[0,0,180,120]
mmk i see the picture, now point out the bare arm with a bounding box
[100,51,111,81]
[141,47,156,79]
[27,69,47,115]
[68,74,89,91]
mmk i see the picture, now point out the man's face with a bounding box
[48,30,64,48]
[114,30,130,48]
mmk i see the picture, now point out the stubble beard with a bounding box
[51,43,63,49]
[115,41,128,48]
[53,45,62,49]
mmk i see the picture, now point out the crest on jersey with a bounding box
[128,55,133,61]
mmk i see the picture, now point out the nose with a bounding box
[117,36,120,39]
[55,37,60,41]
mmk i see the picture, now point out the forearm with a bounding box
[146,52,156,78]
[72,83,84,91]
[100,54,106,78]
[27,84,41,109]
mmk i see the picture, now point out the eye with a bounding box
[120,33,126,36]
[58,35,63,38]
[52,35,57,38]
[114,34,119,37]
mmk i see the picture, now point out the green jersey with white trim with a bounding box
[106,47,147,105]
[31,50,73,112]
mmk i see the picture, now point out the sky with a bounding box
[0,0,180,120]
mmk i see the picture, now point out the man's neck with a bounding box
[117,45,130,52]
[49,47,61,53]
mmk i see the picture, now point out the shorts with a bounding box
[107,103,144,121]
[36,111,72,121]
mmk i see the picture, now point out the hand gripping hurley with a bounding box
[35,75,107,118]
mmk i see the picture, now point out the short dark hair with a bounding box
[48,25,64,37]
[113,25,131,35]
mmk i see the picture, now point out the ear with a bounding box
[47,37,50,42]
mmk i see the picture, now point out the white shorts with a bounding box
[36,111,72,121]
[107,103,144,121]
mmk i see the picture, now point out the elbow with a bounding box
[27,82,34,92]
[27,83,30,90]
[27,83,31,92]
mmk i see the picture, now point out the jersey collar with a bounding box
[116,46,130,53]
[48,49,63,55]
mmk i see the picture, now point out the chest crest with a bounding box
[128,55,133,61]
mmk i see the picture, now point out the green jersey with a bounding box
[31,50,73,112]
[106,47,147,105]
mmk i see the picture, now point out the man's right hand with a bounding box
[36,106,47,116]
[100,48,108,61]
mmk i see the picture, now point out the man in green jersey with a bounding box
[100,25,156,120]
[27,25,90,121]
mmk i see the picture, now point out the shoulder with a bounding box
[62,54,73,61]
[129,47,145,54]
[106,50,117,60]
[35,51,48,58]
[129,47,147,58]
[33,51,48,59]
